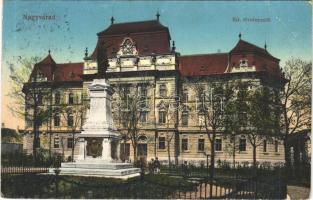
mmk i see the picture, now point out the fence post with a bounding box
[54,168,61,198]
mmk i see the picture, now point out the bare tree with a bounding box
[191,80,234,197]
[280,58,311,166]
[8,57,53,163]
[157,95,182,168]
[243,86,281,167]
[57,91,88,161]
[112,82,150,162]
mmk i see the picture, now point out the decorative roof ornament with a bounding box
[48,49,51,55]
[172,40,176,52]
[264,42,267,50]
[85,47,88,57]
[111,16,115,25]
[156,11,160,21]
[239,32,242,40]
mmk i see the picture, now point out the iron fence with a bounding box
[1,166,287,199]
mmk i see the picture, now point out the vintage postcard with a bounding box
[1,1,311,199]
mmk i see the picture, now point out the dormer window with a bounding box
[239,59,248,67]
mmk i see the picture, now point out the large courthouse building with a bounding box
[23,15,285,165]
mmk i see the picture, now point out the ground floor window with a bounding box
[67,138,74,149]
[182,138,188,151]
[137,144,147,157]
[263,140,267,152]
[215,138,222,151]
[275,140,279,152]
[120,143,130,161]
[158,137,165,149]
[198,138,205,151]
[239,138,246,151]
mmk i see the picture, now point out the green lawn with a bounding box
[1,174,196,199]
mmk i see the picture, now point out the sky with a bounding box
[1,1,312,129]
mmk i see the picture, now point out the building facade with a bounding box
[23,16,286,166]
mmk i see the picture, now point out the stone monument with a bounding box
[50,79,140,179]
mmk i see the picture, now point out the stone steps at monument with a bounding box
[61,162,134,170]
[49,167,140,178]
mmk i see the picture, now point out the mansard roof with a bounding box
[97,20,170,37]
[54,62,83,81]
[231,39,280,61]
[179,53,229,77]
[91,20,172,59]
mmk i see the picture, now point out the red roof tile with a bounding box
[54,63,83,82]
[231,39,279,61]
[179,54,229,77]
[36,54,56,65]
[97,20,170,36]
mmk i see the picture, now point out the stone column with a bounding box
[116,142,120,161]
[102,138,112,162]
[77,138,85,161]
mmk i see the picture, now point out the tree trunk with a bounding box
[209,133,216,198]
[32,104,38,165]
[232,139,236,168]
[133,143,137,162]
[284,136,290,167]
[167,139,171,168]
[253,144,257,167]
[71,132,75,161]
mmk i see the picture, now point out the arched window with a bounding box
[55,92,61,105]
[68,93,74,105]
[138,135,148,143]
[54,113,60,127]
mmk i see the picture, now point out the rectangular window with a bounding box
[215,139,222,151]
[159,137,165,150]
[68,93,74,105]
[159,84,167,97]
[198,139,205,151]
[54,114,60,127]
[182,138,188,151]
[263,140,267,152]
[140,112,147,123]
[159,111,166,124]
[37,93,43,105]
[67,138,74,149]
[120,143,130,161]
[182,89,188,102]
[140,86,147,97]
[55,92,61,105]
[239,138,246,151]
[54,138,60,148]
[68,114,74,127]
[182,112,188,126]
[275,140,279,153]
[238,112,247,126]
[198,114,205,126]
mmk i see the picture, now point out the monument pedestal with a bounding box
[49,79,140,179]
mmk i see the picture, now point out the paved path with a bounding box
[287,185,310,200]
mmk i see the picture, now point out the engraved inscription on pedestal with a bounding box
[86,138,103,158]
